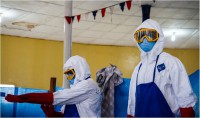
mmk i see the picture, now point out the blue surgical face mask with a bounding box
[69,78,75,85]
[138,38,156,52]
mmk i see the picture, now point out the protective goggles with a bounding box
[134,28,159,44]
[64,68,75,80]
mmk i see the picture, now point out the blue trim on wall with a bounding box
[0,92,6,97]
[13,87,18,117]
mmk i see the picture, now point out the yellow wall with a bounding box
[73,44,199,79]
[72,43,141,79]
[1,35,63,89]
[1,35,199,89]
[163,49,199,75]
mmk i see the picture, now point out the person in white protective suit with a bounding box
[127,19,197,117]
[6,55,101,117]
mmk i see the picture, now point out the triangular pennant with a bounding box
[77,15,81,22]
[71,16,75,22]
[85,13,89,20]
[101,8,106,17]
[110,6,114,14]
[126,0,132,10]
[92,10,98,20]
[65,16,71,24]
[120,2,125,12]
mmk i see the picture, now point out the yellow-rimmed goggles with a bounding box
[64,68,75,80]
[134,28,159,44]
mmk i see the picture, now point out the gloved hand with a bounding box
[5,93,53,104]
[180,107,195,117]
[5,94,25,103]
[127,114,134,118]
[41,104,55,117]
[41,104,63,117]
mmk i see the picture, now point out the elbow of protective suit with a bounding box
[5,93,53,104]
[180,107,195,117]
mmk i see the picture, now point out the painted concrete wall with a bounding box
[1,35,199,89]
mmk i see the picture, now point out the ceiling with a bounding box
[0,0,199,49]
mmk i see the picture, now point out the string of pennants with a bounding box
[65,0,133,24]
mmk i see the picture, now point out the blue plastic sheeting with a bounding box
[1,87,15,117]
[114,78,130,117]
[0,87,47,117]
[0,70,199,117]
[54,87,63,112]
[189,70,199,117]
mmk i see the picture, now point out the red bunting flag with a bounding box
[101,8,106,17]
[77,15,81,22]
[126,0,132,10]
[65,16,71,24]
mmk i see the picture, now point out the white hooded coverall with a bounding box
[53,55,101,117]
[127,19,197,116]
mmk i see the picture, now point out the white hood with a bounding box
[63,55,91,85]
[133,19,164,62]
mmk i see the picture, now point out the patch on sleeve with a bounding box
[157,63,165,72]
